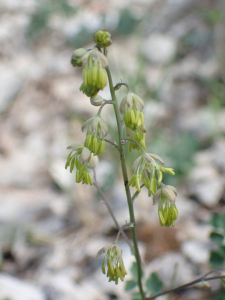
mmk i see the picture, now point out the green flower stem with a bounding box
[146,271,225,300]
[104,138,119,150]
[132,184,145,202]
[114,222,134,244]
[106,66,145,300]
[93,181,134,252]
[97,100,113,115]
[122,137,145,153]
[114,82,132,92]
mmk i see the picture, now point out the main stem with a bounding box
[106,66,145,300]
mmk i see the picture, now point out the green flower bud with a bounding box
[156,185,178,227]
[97,244,127,284]
[90,95,104,106]
[120,92,145,131]
[82,115,108,155]
[93,30,112,48]
[88,154,99,168]
[80,48,108,97]
[71,48,88,67]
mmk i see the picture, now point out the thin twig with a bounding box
[104,138,119,150]
[93,181,134,252]
[115,222,133,244]
[114,82,132,92]
[97,100,113,115]
[122,138,145,153]
[146,271,225,300]
[132,184,145,202]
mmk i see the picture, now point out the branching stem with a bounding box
[106,66,145,300]
[93,181,134,252]
[104,138,119,150]
[115,222,133,244]
[122,137,145,153]
[146,271,225,300]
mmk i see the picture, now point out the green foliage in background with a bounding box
[125,262,163,299]
[210,213,225,269]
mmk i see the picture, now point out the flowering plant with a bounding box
[65,30,225,299]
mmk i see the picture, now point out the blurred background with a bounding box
[0,0,225,299]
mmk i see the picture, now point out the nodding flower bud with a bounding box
[97,244,127,284]
[80,48,108,97]
[82,115,108,155]
[90,95,105,106]
[88,154,99,168]
[94,30,112,48]
[120,92,144,131]
[129,152,175,196]
[153,185,178,227]
[65,144,93,185]
[71,48,88,67]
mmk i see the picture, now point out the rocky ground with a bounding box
[0,0,225,299]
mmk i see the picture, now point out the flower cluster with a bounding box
[65,144,98,185]
[120,92,146,153]
[71,46,108,98]
[129,152,175,196]
[81,48,108,97]
[82,115,108,155]
[153,184,178,227]
[97,244,127,284]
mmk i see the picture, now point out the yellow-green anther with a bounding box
[97,244,127,284]
[156,185,178,227]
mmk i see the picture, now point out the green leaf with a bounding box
[213,289,225,300]
[132,292,142,300]
[210,232,224,244]
[125,280,137,291]
[145,272,163,294]
[210,251,224,268]
[130,262,144,280]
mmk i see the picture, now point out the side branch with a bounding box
[93,182,134,252]
[146,271,225,300]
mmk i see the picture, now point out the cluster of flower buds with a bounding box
[65,144,98,185]
[120,93,146,153]
[153,184,178,227]
[94,30,112,48]
[120,92,144,130]
[82,115,108,155]
[80,48,108,97]
[97,244,127,284]
[129,153,175,196]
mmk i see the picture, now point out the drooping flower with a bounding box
[129,152,175,196]
[120,92,145,131]
[82,115,108,155]
[65,144,97,185]
[153,184,178,227]
[80,48,108,97]
[97,244,127,284]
